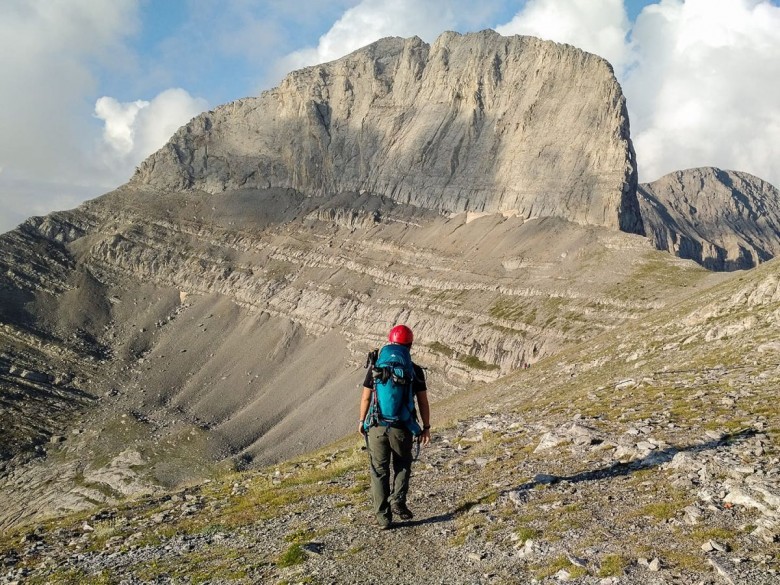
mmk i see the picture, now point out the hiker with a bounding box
[359,324,431,529]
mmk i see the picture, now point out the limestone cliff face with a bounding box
[133,31,643,235]
[639,168,780,271]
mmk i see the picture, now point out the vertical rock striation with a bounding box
[133,30,643,234]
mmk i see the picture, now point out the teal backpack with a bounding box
[364,343,421,436]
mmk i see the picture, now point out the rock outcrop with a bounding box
[639,167,780,270]
[133,31,643,235]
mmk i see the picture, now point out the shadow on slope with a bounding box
[503,428,757,498]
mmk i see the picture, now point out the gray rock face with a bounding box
[639,168,780,270]
[133,30,643,234]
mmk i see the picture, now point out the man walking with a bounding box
[359,324,431,529]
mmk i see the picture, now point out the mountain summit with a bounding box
[133,30,643,235]
[639,167,780,270]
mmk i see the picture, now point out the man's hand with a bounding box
[359,421,367,436]
[419,428,431,445]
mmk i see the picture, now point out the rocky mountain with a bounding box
[0,29,779,583]
[639,167,780,270]
[133,30,643,235]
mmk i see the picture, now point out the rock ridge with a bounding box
[639,167,780,271]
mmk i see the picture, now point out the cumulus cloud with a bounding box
[495,0,633,72]
[0,1,211,233]
[277,0,458,76]
[624,0,780,185]
[95,98,149,156]
[0,0,141,232]
[94,89,208,176]
[494,0,780,188]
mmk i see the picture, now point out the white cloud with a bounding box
[495,0,633,71]
[277,0,458,76]
[625,0,780,186]
[95,97,150,156]
[0,0,141,233]
[493,0,780,188]
[94,89,208,176]
[0,0,139,178]
[132,89,208,158]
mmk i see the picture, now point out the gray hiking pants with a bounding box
[366,424,413,525]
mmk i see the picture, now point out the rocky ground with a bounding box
[1,352,777,584]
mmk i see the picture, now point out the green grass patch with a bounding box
[635,498,690,521]
[276,525,320,568]
[285,527,314,543]
[515,526,540,544]
[689,526,737,543]
[459,354,499,371]
[489,298,536,324]
[534,555,588,579]
[277,543,307,568]
[428,341,454,357]
[664,550,708,572]
[598,554,628,577]
[129,544,254,583]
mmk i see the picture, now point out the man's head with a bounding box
[388,324,413,347]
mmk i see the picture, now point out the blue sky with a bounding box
[122,0,650,103]
[1,0,779,232]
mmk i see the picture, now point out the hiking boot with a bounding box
[378,520,393,530]
[392,503,414,520]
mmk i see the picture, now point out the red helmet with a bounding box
[388,324,414,345]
